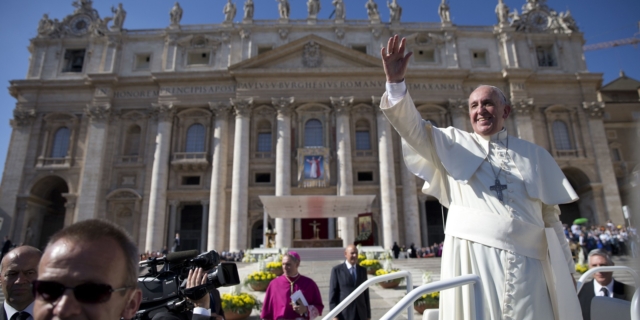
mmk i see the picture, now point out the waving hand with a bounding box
[381,35,413,83]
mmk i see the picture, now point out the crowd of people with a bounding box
[391,241,444,259]
[565,220,638,259]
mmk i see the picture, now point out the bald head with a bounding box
[344,245,358,265]
[1,246,42,311]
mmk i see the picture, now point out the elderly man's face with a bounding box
[468,86,511,136]
[0,247,41,310]
[34,237,140,320]
[344,245,358,265]
[589,254,613,286]
[282,255,299,277]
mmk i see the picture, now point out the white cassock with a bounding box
[380,83,583,320]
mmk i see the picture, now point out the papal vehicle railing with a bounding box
[577,266,640,320]
[321,272,485,320]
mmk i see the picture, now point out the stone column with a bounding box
[583,102,624,224]
[332,96,355,246]
[273,97,295,248]
[100,36,121,73]
[229,98,253,252]
[375,103,399,250]
[145,103,175,252]
[498,32,519,68]
[201,200,209,252]
[418,195,429,247]
[62,194,77,227]
[163,34,179,71]
[1,107,36,238]
[207,103,231,251]
[400,154,421,248]
[167,200,179,249]
[512,98,535,143]
[75,103,111,221]
[448,99,470,131]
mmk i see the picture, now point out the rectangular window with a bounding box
[255,173,271,183]
[351,45,367,54]
[536,45,557,67]
[187,51,210,65]
[606,130,617,140]
[258,46,273,55]
[257,133,272,152]
[357,172,374,182]
[471,51,487,66]
[135,54,151,70]
[62,49,86,73]
[181,176,201,185]
[355,131,371,150]
[611,148,622,161]
[414,49,435,63]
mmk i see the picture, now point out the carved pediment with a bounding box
[229,34,381,72]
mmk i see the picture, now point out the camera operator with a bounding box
[152,267,224,320]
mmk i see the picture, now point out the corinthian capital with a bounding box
[231,98,253,117]
[271,97,295,116]
[208,101,232,117]
[512,98,535,115]
[85,103,112,122]
[448,98,469,114]
[330,96,354,115]
[11,107,36,127]
[150,102,176,121]
[582,101,605,118]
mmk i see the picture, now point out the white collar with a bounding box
[345,260,355,269]
[593,278,614,297]
[472,128,508,154]
[4,301,34,320]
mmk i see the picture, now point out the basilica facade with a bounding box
[0,0,633,253]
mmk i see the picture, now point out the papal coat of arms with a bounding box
[302,41,322,68]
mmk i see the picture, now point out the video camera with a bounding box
[134,249,241,319]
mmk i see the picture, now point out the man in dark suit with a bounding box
[0,246,42,320]
[329,244,371,320]
[578,249,635,320]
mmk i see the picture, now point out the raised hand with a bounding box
[381,34,413,83]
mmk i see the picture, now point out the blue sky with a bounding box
[0,0,638,176]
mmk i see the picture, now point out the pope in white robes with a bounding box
[379,35,583,320]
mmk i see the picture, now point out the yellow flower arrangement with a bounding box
[244,270,277,286]
[359,259,381,270]
[375,268,403,286]
[357,253,366,263]
[266,261,282,270]
[575,263,588,274]
[414,291,440,307]
[221,292,262,314]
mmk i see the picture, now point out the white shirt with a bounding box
[593,279,614,297]
[4,301,35,320]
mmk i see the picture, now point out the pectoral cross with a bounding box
[309,220,321,239]
[490,179,507,202]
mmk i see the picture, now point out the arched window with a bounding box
[124,125,141,156]
[304,119,323,147]
[552,120,572,150]
[355,119,371,150]
[50,127,70,158]
[185,124,205,153]
[256,120,272,152]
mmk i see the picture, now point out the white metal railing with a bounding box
[380,274,484,320]
[322,271,414,320]
[577,266,640,320]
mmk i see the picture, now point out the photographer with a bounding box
[152,267,224,320]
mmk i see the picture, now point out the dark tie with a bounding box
[10,312,30,320]
[350,266,357,285]
[601,287,610,297]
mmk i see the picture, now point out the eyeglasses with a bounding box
[32,280,131,304]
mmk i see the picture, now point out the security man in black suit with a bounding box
[0,246,42,320]
[329,245,371,320]
[578,249,635,320]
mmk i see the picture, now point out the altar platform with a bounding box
[248,246,387,261]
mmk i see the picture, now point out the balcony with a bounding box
[36,156,71,169]
[555,149,579,158]
[171,152,209,171]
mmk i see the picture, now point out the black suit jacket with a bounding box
[0,302,7,320]
[578,279,635,320]
[153,290,225,320]
[329,263,371,320]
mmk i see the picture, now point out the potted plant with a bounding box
[221,291,262,320]
[244,270,276,291]
[575,263,588,274]
[359,259,381,275]
[413,291,440,314]
[266,261,283,276]
[375,268,403,289]
[357,253,366,264]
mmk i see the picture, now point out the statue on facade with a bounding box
[365,0,380,22]
[525,0,542,11]
[37,14,57,37]
[111,3,126,30]
[277,0,290,19]
[72,0,93,13]
[333,0,346,20]
[438,0,451,23]
[307,0,320,19]
[558,10,578,33]
[495,0,509,25]
[170,2,183,26]
[244,0,254,20]
[387,0,402,23]
[223,0,236,23]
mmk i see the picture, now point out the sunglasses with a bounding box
[32,280,131,304]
